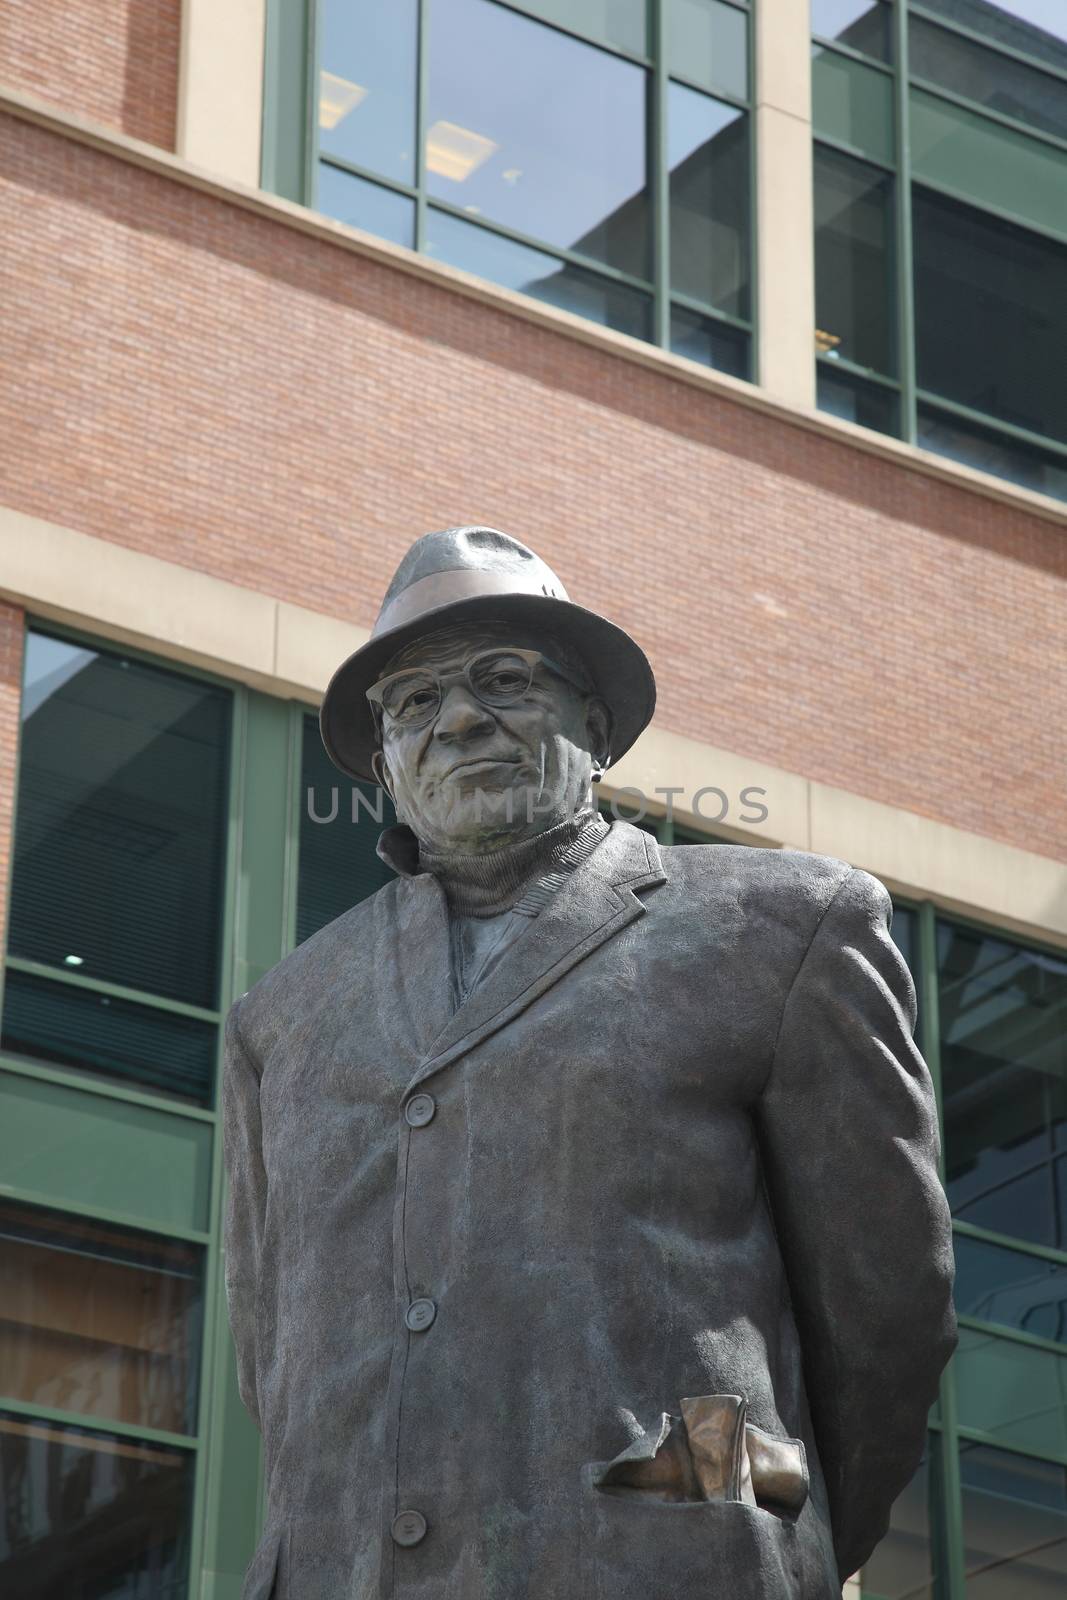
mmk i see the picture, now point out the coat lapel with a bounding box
[405,820,666,1094]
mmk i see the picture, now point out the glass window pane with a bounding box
[915,1,1067,64]
[917,404,1067,503]
[298,714,397,945]
[0,969,218,1105]
[425,209,652,338]
[909,15,1067,143]
[9,633,230,1009]
[954,1232,1067,1344]
[0,1411,194,1596]
[318,0,417,185]
[510,0,649,56]
[817,366,900,436]
[812,46,895,164]
[861,1447,937,1599]
[668,1,749,100]
[955,1326,1067,1457]
[670,306,750,378]
[317,164,415,248]
[0,1203,202,1434]
[811,0,892,62]
[939,920,1067,1247]
[910,88,1067,245]
[428,0,650,277]
[668,85,750,316]
[814,145,895,375]
[960,1443,1067,1597]
[891,904,918,980]
[913,187,1067,449]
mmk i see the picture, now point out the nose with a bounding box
[433,684,496,742]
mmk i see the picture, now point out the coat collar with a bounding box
[396,819,666,1095]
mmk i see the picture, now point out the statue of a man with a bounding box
[224,526,956,1599]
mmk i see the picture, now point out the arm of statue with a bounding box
[756,867,957,1583]
[222,1001,267,1431]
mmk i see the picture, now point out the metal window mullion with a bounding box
[426,199,654,289]
[811,37,895,78]
[908,3,1067,87]
[815,352,901,391]
[956,1314,1067,1360]
[0,1054,217,1125]
[318,154,420,201]
[3,955,221,1024]
[954,1424,1067,1471]
[909,75,1067,156]
[0,1182,211,1243]
[668,288,751,332]
[0,1394,199,1453]
[916,389,1067,458]
[812,130,897,174]
[415,0,430,254]
[953,1217,1067,1270]
[304,0,321,207]
[652,0,670,348]
[894,0,917,444]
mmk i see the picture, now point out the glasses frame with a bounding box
[365,646,591,733]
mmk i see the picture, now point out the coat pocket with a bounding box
[240,1525,287,1600]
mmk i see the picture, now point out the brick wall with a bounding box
[0,0,180,149]
[0,602,24,956]
[1,112,1065,861]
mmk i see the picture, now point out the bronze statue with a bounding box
[224,526,956,1598]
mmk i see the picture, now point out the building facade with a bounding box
[0,2,1064,1596]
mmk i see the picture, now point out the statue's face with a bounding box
[372,623,608,854]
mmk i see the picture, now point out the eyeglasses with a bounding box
[366,647,590,732]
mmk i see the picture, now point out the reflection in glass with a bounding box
[426,210,651,339]
[298,715,397,945]
[0,1203,202,1434]
[960,1442,1067,1597]
[890,904,917,984]
[428,0,649,277]
[670,306,749,378]
[0,1411,193,1599]
[668,85,749,316]
[667,0,748,100]
[0,968,218,1104]
[916,1,1067,62]
[811,0,891,62]
[318,0,417,184]
[817,367,899,437]
[939,920,1067,1247]
[811,45,895,164]
[861,1447,937,1599]
[914,188,1067,448]
[814,145,894,375]
[317,165,416,249]
[910,16,1067,144]
[917,406,1067,504]
[954,1232,1067,1344]
[9,632,230,1008]
[955,1327,1067,1458]
[512,0,649,56]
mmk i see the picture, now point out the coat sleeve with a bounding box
[756,867,957,1582]
[222,1000,267,1431]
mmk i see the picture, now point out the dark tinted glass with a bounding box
[670,306,750,377]
[669,86,750,316]
[428,0,650,277]
[917,405,1067,503]
[910,15,1067,142]
[0,1411,193,1599]
[890,904,918,982]
[913,187,1067,448]
[954,1232,1067,1344]
[956,1328,1067,1462]
[916,1,1067,64]
[960,1443,1067,1598]
[814,145,895,375]
[668,1,749,99]
[817,367,900,436]
[318,0,417,184]
[938,920,1067,1247]
[862,1449,937,1599]
[514,0,649,55]
[1,969,218,1105]
[317,165,416,248]
[811,0,891,61]
[298,715,397,944]
[9,633,230,1008]
[425,210,652,338]
[0,1203,202,1434]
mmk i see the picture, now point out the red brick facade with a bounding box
[1,109,1064,863]
[0,0,180,149]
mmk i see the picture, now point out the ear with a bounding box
[585,698,612,771]
[371,749,396,801]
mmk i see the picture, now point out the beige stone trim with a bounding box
[755,0,816,408]
[1,85,1064,528]
[1,507,1064,943]
[177,0,266,186]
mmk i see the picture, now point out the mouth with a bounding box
[442,757,523,780]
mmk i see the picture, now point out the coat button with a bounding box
[405,1093,436,1127]
[406,1298,437,1332]
[391,1509,428,1547]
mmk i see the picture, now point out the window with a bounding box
[298,712,397,944]
[959,1443,1067,1597]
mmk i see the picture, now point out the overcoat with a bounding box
[223,821,956,1600]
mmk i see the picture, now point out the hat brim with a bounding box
[319,592,656,783]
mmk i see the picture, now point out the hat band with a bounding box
[373,568,570,636]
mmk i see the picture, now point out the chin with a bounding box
[417,784,564,851]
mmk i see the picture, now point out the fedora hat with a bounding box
[320,526,656,783]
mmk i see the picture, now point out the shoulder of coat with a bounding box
[660,839,859,914]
